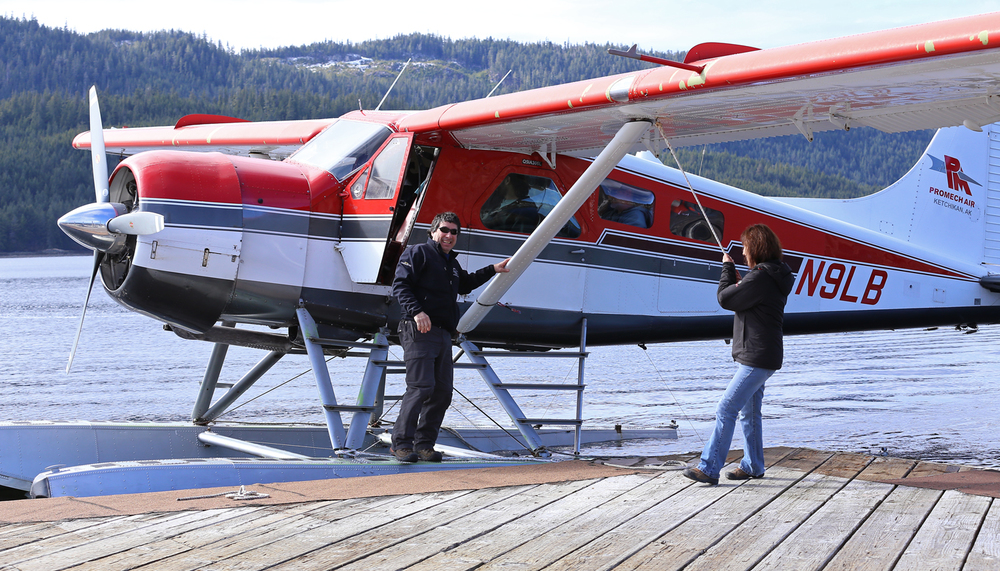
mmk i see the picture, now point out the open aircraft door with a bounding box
[339,134,438,285]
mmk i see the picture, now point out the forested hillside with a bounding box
[0,16,933,253]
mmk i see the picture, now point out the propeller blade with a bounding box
[89,86,109,203]
[66,87,111,372]
[66,252,104,373]
[107,211,164,235]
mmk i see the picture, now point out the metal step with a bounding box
[519,418,584,426]
[495,383,585,391]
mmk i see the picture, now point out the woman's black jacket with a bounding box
[718,259,794,370]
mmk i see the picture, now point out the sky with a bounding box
[3,1,998,53]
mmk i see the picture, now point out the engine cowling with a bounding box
[101,151,245,332]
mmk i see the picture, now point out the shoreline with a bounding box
[0,249,87,258]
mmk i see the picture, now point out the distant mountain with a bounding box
[0,16,933,253]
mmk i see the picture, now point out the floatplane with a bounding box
[5,13,1000,499]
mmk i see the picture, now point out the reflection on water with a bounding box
[3,255,999,467]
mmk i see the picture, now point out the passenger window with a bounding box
[670,200,724,243]
[597,179,654,228]
[363,138,407,199]
[480,174,581,238]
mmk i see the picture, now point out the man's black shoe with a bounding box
[417,449,443,462]
[682,467,719,486]
[392,447,418,463]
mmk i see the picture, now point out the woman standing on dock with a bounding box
[684,224,794,486]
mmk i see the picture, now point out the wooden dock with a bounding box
[1,447,999,570]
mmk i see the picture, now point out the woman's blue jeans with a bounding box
[697,364,775,479]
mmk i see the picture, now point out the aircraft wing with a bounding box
[398,12,1000,157]
[74,13,1000,161]
[72,116,339,159]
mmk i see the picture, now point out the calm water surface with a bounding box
[2,255,999,467]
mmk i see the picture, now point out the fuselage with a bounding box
[96,116,1000,348]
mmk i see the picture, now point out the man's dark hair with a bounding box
[429,212,461,236]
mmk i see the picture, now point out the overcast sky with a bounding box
[4,1,997,52]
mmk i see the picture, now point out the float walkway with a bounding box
[1,447,999,570]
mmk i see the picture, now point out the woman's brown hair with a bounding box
[741,224,782,268]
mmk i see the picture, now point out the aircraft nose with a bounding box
[58,202,129,253]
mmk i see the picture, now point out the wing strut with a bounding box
[654,121,725,255]
[457,120,652,334]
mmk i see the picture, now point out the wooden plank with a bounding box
[543,471,752,571]
[160,489,478,570]
[684,472,855,571]
[400,474,656,571]
[965,497,1000,568]
[266,485,541,570]
[854,456,918,482]
[0,514,164,552]
[770,448,834,473]
[824,485,943,570]
[126,492,467,570]
[462,472,692,570]
[612,463,828,570]
[751,453,916,570]
[753,479,901,571]
[908,460,958,479]
[894,489,992,571]
[0,522,72,550]
[335,480,599,571]
[0,512,203,567]
[813,452,872,478]
[69,500,345,571]
[7,508,264,571]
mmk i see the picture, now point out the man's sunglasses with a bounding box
[436,227,459,235]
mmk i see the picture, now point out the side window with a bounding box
[480,173,581,238]
[597,179,654,229]
[363,138,408,199]
[670,200,724,243]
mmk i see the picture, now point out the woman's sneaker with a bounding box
[682,467,718,486]
[725,467,764,480]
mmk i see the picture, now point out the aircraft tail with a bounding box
[775,124,998,269]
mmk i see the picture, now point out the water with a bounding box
[3,255,1000,467]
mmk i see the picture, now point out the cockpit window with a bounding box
[480,173,581,238]
[597,178,654,228]
[670,199,724,243]
[288,120,392,181]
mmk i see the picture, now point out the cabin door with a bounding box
[339,135,438,284]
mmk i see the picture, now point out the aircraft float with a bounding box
[5,12,1000,498]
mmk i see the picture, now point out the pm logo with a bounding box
[929,154,981,195]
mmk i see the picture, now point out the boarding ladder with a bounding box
[457,318,589,455]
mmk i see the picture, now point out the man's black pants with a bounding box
[392,321,453,451]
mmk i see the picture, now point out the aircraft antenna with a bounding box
[375,58,411,111]
[486,70,512,97]
[655,121,725,255]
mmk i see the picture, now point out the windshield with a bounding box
[288,120,392,181]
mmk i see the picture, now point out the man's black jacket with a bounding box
[718,259,794,370]
[393,238,496,334]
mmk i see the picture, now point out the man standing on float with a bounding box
[391,212,510,463]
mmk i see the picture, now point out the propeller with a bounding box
[63,87,163,372]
